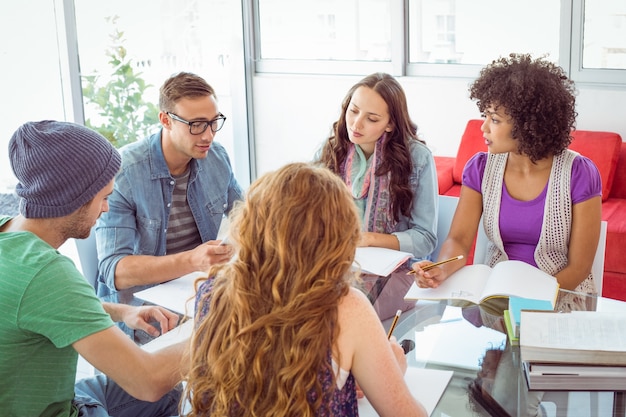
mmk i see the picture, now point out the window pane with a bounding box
[74,0,240,169]
[409,0,561,65]
[0,1,65,193]
[258,0,392,61]
[583,1,626,70]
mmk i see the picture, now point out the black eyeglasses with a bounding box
[167,112,227,134]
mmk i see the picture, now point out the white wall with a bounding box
[251,74,626,177]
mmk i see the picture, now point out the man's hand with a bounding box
[121,305,180,337]
[187,240,234,272]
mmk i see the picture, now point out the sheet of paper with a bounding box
[357,367,453,416]
[141,319,193,353]
[354,247,412,276]
[134,271,206,316]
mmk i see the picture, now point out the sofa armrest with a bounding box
[435,156,455,195]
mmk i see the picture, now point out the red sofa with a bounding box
[435,119,626,301]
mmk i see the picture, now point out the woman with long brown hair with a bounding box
[317,72,438,319]
[184,162,427,416]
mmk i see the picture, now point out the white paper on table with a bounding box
[141,319,193,353]
[134,271,206,316]
[357,367,453,416]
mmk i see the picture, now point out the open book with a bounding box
[404,260,559,306]
[354,247,412,276]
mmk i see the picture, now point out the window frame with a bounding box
[568,0,626,85]
[249,0,626,87]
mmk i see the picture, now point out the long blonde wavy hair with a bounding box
[183,162,362,416]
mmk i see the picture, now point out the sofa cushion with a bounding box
[569,130,622,202]
[601,198,626,275]
[434,156,455,194]
[452,119,488,184]
[609,143,626,200]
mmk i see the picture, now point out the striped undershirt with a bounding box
[166,168,202,254]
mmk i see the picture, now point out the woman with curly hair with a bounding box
[316,73,438,320]
[184,163,427,417]
[411,53,602,294]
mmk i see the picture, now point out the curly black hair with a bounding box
[469,53,577,162]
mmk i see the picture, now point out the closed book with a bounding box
[520,311,626,366]
[523,361,626,391]
[503,310,519,346]
[509,296,554,338]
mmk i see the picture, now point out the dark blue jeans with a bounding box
[74,374,181,417]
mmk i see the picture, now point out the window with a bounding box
[254,0,395,74]
[251,0,626,85]
[570,0,626,84]
[582,1,626,70]
[0,0,65,195]
[407,0,561,77]
[73,0,251,184]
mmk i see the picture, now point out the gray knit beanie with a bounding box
[9,120,122,218]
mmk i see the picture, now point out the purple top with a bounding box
[462,152,602,266]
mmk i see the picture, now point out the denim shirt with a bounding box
[95,130,244,297]
[390,140,438,259]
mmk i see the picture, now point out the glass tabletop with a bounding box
[391,290,626,417]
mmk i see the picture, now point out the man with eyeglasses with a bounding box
[96,72,244,326]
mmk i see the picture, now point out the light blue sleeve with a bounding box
[392,141,438,259]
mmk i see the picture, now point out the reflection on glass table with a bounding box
[390,290,626,417]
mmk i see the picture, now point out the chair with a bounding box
[433,195,460,261]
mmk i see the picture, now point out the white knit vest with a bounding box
[481,151,595,294]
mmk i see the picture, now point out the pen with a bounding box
[387,309,402,339]
[406,255,464,275]
[218,236,229,246]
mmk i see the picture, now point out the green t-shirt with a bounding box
[0,216,114,417]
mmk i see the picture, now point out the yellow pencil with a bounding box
[387,309,402,339]
[406,255,464,275]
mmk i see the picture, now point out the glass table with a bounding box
[106,273,626,416]
[388,290,626,417]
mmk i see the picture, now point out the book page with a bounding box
[404,264,492,304]
[520,311,626,351]
[354,247,412,276]
[357,367,453,416]
[479,260,558,304]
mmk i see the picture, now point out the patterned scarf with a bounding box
[342,134,396,233]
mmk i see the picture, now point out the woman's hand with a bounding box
[410,260,446,289]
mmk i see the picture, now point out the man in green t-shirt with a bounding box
[0,121,186,416]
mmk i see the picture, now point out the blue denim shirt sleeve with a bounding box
[391,140,438,259]
[95,130,244,295]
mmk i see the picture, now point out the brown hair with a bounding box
[184,162,361,416]
[159,72,216,112]
[317,72,422,221]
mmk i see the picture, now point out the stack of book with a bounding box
[519,310,626,391]
[503,296,555,346]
